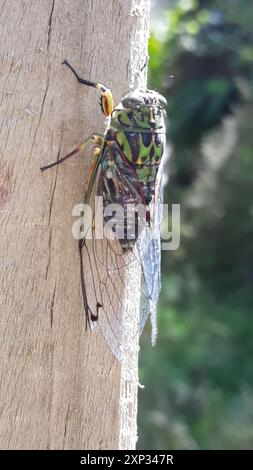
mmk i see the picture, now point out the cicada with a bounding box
[41,60,167,360]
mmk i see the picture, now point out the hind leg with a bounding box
[40,134,104,171]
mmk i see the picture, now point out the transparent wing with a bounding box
[136,165,163,344]
[79,157,148,361]
[79,143,164,360]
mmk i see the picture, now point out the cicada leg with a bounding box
[62,60,114,116]
[40,134,103,171]
[83,142,102,193]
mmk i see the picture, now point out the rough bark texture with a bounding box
[0,0,150,449]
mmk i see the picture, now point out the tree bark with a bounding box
[0,0,150,450]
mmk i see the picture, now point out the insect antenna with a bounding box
[140,55,149,72]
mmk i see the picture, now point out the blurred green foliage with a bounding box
[138,0,253,449]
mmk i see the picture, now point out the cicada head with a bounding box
[111,89,167,131]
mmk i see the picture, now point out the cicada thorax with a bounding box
[115,128,165,205]
[98,102,166,248]
[112,104,165,201]
[98,137,145,248]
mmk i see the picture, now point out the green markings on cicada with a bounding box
[117,111,133,128]
[115,129,164,187]
[112,107,164,132]
[115,131,140,162]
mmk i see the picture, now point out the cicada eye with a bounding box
[122,96,141,108]
[158,94,167,109]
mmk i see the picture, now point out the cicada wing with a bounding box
[136,165,164,344]
[95,243,143,361]
[79,172,132,360]
[79,150,148,361]
[79,137,165,360]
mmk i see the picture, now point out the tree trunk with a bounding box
[0,0,150,450]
